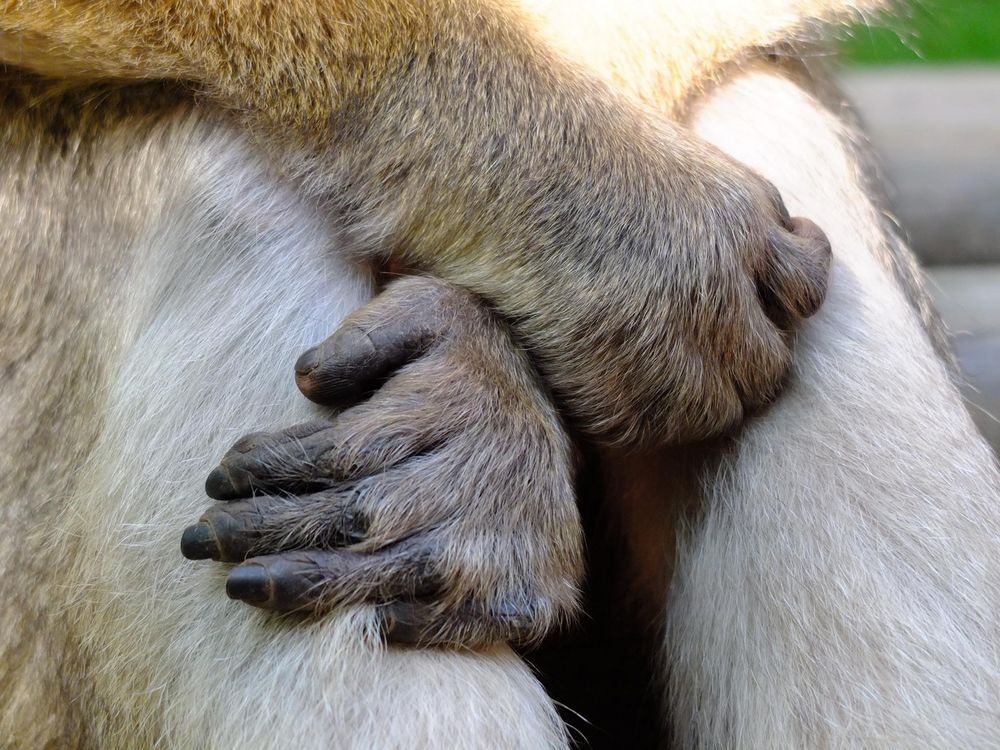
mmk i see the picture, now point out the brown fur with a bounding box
[2,0,834,446]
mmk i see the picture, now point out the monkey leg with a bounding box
[0,77,570,748]
[661,67,1000,747]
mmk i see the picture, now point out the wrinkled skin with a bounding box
[182,276,583,648]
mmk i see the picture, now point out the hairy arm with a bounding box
[0,0,829,445]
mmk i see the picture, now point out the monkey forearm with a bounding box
[0,0,595,135]
[0,0,828,445]
[1,0,680,261]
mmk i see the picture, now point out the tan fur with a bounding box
[3,0,998,748]
[1,0,833,446]
[519,0,889,114]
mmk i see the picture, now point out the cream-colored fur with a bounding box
[68,122,568,748]
[520,0,889,113]
[666,71,1000,748]
[93,121,579,748]
[0,97,565,747]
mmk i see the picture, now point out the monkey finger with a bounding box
[379,599,538,648]
[205,421,335,500]
[294,277,462,406]
[181,494,368,563]
[759,217,832,328]
[225,539,440,613]
[205,404,441,501]
[295,296,433,407]
[221,421,333,457]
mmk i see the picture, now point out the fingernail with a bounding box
[205,464,245,500]
[226,564,270,605]
[181,522,218,560]
[294,347,321,377]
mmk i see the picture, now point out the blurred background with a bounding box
[838,0,999,452]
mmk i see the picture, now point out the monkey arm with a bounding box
[0,0,830,446]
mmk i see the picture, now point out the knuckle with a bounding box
[766,229,831,320]
[390,274,448,298]
[205,459,255,501]
[399,275,477,324]
[380,601,426,644]
[790,215,830,247]
[229,431,270,455]
[335,502,369,544]
[203,505,252,559]
[761,179,792,226]
[265,554,324,607]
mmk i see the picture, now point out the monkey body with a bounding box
[3,1,1000,747]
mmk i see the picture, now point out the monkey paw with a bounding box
[181,276,583,648]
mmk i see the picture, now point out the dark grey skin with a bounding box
[182,276,583,648]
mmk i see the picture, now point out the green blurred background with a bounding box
[842,0,1000,63]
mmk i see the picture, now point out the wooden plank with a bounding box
[926,265,1000,452]
[840,68,1000,266]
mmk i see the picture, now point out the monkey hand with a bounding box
[580,151,832,446]
[181,276,583,648]
[0,0,829,449]
[435,128,833,447]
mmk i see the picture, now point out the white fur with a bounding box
[664,71,1000,748]
[58,113,567,749]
